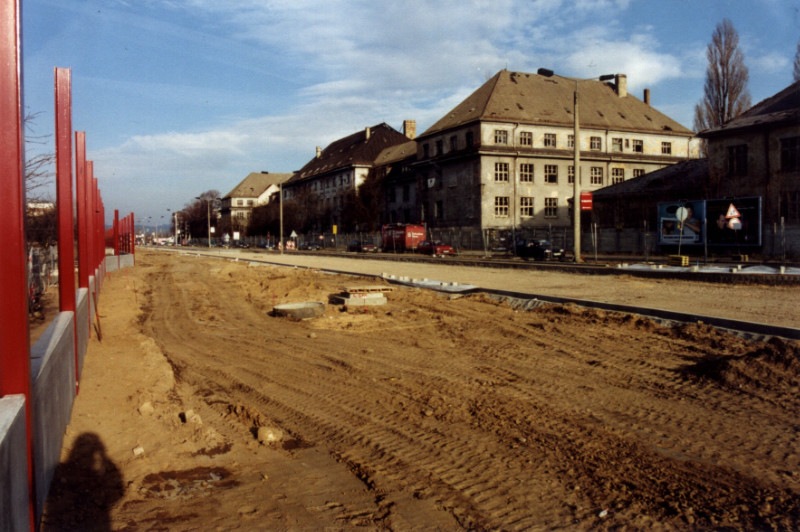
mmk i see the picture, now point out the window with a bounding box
[632,140,643,153]
[236,199,244,206]
[520,197,534,218]
[544,197,557,218]
[494,130,508,144]
[612,138,623,152]
[568,135,574,148]
[435,200,443,220]
[590,136,601,150]
[450,135,458,151]
[781,137,799,172]
[466,131,474,147]
[544,164,558,184]
[436,140,443,155]
[494,196,509,217]
[520,131,533,146]
[544,133,556,147]
[611,168,624,184]
[661,141,672,155]
[388,187,396,203]
[519,163,534,182]
[727,144,748,176]
[568,166,575,184]
[633,169,645,178]
[494,162,509,182]
[402,184,410,201]
[423,144,429,158]
[247,200,254,206]
[590,167,603,185]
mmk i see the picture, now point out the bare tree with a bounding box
[693,19,751,133]
[794,38,800,82]
[24,111,56,201]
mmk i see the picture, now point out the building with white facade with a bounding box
[409,69,700,232]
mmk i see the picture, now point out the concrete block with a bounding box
[31,311,77,522]
[76,288,89,378]
[0,395,31,532]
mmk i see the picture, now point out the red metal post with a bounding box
[75,132,89,290]
[55,68,81,395]
[55,67,75,314]
[0,0,36,527]
[130,213,136,261]
[113,209,119,256]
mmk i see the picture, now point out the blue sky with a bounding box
[21,0,800,227]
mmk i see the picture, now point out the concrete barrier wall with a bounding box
[0,395,31,532]
[76,288,89,379]
[30,312,77,521]
[0,254,132,529]
[105,253,133,273]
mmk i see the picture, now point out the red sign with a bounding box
[580,191,593,211]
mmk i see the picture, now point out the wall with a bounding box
[0,255,126,529]
[0,395,29,531]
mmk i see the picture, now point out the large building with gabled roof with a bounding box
[283,122,414,230]
[408,69,700,233]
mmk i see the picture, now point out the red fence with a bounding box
[0,1,135,528]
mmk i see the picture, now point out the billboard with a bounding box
[657,197,762,247]
[705,196,762,246]
[658,200,705,245]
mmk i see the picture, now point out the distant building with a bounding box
[284,122,414,231]
[408,69,699,233]
[219,171,292,231]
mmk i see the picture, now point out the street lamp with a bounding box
[537,68,615,262]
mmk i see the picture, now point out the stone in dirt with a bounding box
[257,426,284,444]
[138,401,154,416]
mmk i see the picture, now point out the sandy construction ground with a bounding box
[41,250,800,530]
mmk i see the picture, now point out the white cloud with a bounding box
[750,51,790,74]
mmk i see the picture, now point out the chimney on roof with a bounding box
[644,88,651,106]
[403,120,416,140]
[365,126,371,140]
[261,170,269,174]
[316,146,322,158]
[614,74,627,98]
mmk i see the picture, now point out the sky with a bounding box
[21,0,800,227]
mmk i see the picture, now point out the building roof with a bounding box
[421,69,694,138]
[700,80,800,137]
[289,123,411,183]
[224,172,292,199]
[374,139,417,167]
[592,158,709,199]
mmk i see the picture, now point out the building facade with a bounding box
[219,171,292,232]
[701,80,800,227]
[284,122,415,231]
[406,69,699,233]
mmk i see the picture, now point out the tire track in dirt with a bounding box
[139,253,800,530]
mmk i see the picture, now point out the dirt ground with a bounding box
[40,250,800,530]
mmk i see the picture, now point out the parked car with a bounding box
[298,242,320,251]
[416,240,455,256]
[347,240,377,252]
[515,239,564,261]
[234,241,250,249]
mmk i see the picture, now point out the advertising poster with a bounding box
[657,200,705,245]
[705,196,762,246]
